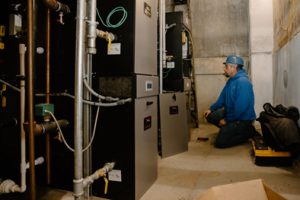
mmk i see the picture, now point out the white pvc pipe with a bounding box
[25,157,45,169]
[0,44,27,194]
[19,43,27,192]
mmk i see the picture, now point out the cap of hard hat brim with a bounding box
[223,54,244,66]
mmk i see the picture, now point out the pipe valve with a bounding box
[83,162,115,189]
[103,176,109,194]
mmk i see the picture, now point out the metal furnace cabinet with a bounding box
[92,0,158,199]
[92,94,158,200]
[159,92,189,158]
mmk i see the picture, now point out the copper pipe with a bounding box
[26,0,36,199]
[24,120,69,136]
[46,9,50,105]
[45,7,51,185]
[43,0,58,10]
[42,0,71,14]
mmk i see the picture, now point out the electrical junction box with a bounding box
[35,103,54,117]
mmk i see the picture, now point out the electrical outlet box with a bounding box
[35,103,54,117]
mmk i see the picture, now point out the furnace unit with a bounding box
[92,1,158,200]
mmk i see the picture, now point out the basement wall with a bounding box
[249,0,274,116]
[273,0,300,112]
[189,0,249,123]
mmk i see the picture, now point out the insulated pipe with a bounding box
[45,7,51,185]
[26,0,36,199]
[74,0,86,199]
[19,44,26,193]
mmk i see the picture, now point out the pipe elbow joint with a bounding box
[43,0,71,14]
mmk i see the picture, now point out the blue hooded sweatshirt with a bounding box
[210,69,256,122]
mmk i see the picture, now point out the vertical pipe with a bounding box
[162,0,166,77]
[26,0,36,199]
[84,0,97,197]
[159,0,163,94]
[45,8,52,185]
[74,0,86,199]
[159,0,166,94]
[86,0,97,54]
[83,55,92,198]
[19,44,27,192]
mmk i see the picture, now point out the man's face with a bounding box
[223,64,237,78]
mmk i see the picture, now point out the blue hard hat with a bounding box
[223,54,244,66]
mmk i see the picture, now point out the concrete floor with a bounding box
[5,124,300,200]
[140,124,300,200]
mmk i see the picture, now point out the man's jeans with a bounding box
[206,109,255,148]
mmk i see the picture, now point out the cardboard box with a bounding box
[197,179,286,200]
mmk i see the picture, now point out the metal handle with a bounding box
[146,101,153,106]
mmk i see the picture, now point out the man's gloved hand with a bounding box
[204,110,211,118]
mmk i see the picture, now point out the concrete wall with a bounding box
[273,0,300,51]
[189,0,250,122]
[190,0,249,58]
[249,0,274,117]
[273,0,300,114]
[274,32,300,109]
